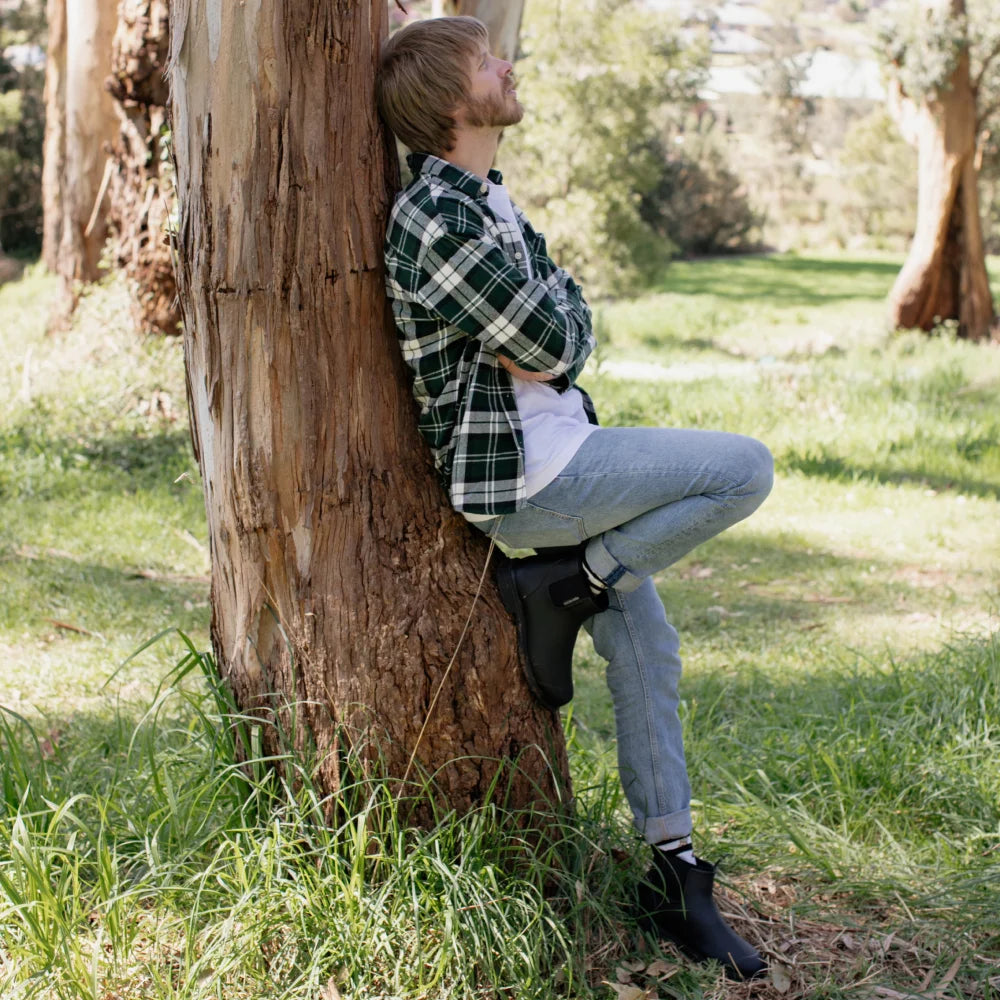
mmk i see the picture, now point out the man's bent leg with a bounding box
[486,426,772,593]
[568,428,773,593]
[481,426,772,709]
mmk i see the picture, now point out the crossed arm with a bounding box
[498,354,556,382]
[414,217,595,385]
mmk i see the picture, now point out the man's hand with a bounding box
[497,354,556,382]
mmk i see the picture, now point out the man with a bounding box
[377,16,773,981]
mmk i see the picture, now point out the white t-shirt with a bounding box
[477,181,597,512]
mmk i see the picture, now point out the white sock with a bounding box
[581,554,607,596]
[656,837,696,865]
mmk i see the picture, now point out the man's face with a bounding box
[460,43,523,130]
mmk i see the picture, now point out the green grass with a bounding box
[0,267,208,717]
[1,255,999,999]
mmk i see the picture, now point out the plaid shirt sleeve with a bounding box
[415,206,593,383]
[384,157,596,516]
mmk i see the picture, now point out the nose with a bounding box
[498,58,513,77]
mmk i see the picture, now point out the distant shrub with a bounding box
[639,116,763,256]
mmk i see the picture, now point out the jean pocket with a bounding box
[490,500,587,550]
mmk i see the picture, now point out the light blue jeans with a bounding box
[474,426,774,844]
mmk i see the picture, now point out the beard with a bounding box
[464,87,524,129]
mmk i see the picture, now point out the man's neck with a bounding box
[442,126,501,181]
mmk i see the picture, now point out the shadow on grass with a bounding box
[658,255,900,306]
[779,444,1000,500]
[628,330,750,359]
[576,615,1000,871]
[1,421,198,502]
[0,546,209,635]
[572,526,991,740]
[1,421,207,635]
[683,629,1000,837]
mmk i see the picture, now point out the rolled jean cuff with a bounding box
[640,807,693,846]
[584,535,643,593]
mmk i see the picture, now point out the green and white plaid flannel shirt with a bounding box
[383,153,597,516]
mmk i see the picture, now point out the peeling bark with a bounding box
[105,0,179,336]
[168,0,569,818]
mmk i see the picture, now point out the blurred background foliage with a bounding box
[4,0,1000,288]
[488,0,997,294]
[0,0,44,254]
[498,0,736,295]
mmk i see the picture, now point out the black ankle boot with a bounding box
[496,550,609,709]
[637,849,767,981]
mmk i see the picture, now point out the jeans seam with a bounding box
[619,593,668,821]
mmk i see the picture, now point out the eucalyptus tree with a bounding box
[167,0,567,815]
[41,0,119,306]
[104,0,177,336]
[444,0,525,61]
[881,0,998,340]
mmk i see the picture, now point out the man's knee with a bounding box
[748,437,774,496]
[734,436,774,510]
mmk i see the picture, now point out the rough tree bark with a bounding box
[168,0,568,816]
[446,0,525,62]
[887,0,996,341]
[41,0,120,306]
[105,0,179,336]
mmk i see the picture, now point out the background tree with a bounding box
[168,0,568,816]
[104,0,178,336]
[41,0,119,307]
[879,0,997,341]
[443,0,525,62]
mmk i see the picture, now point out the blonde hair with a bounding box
[376,16,488,156]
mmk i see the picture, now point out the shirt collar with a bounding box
[407,152,504,200]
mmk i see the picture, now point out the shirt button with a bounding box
[480,183,488,194]
[514,252,523,259]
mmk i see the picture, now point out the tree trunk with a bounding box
[168,0,568,817]
[447,0,525,63]
[887,1,996,341]
[41,0,120,308]
[41,0,66,274]
[105,0,179,336]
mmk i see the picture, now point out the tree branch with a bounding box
[974,127,990,172]
[973,37,1000,93]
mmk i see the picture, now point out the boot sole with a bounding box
[495,560,560,711]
